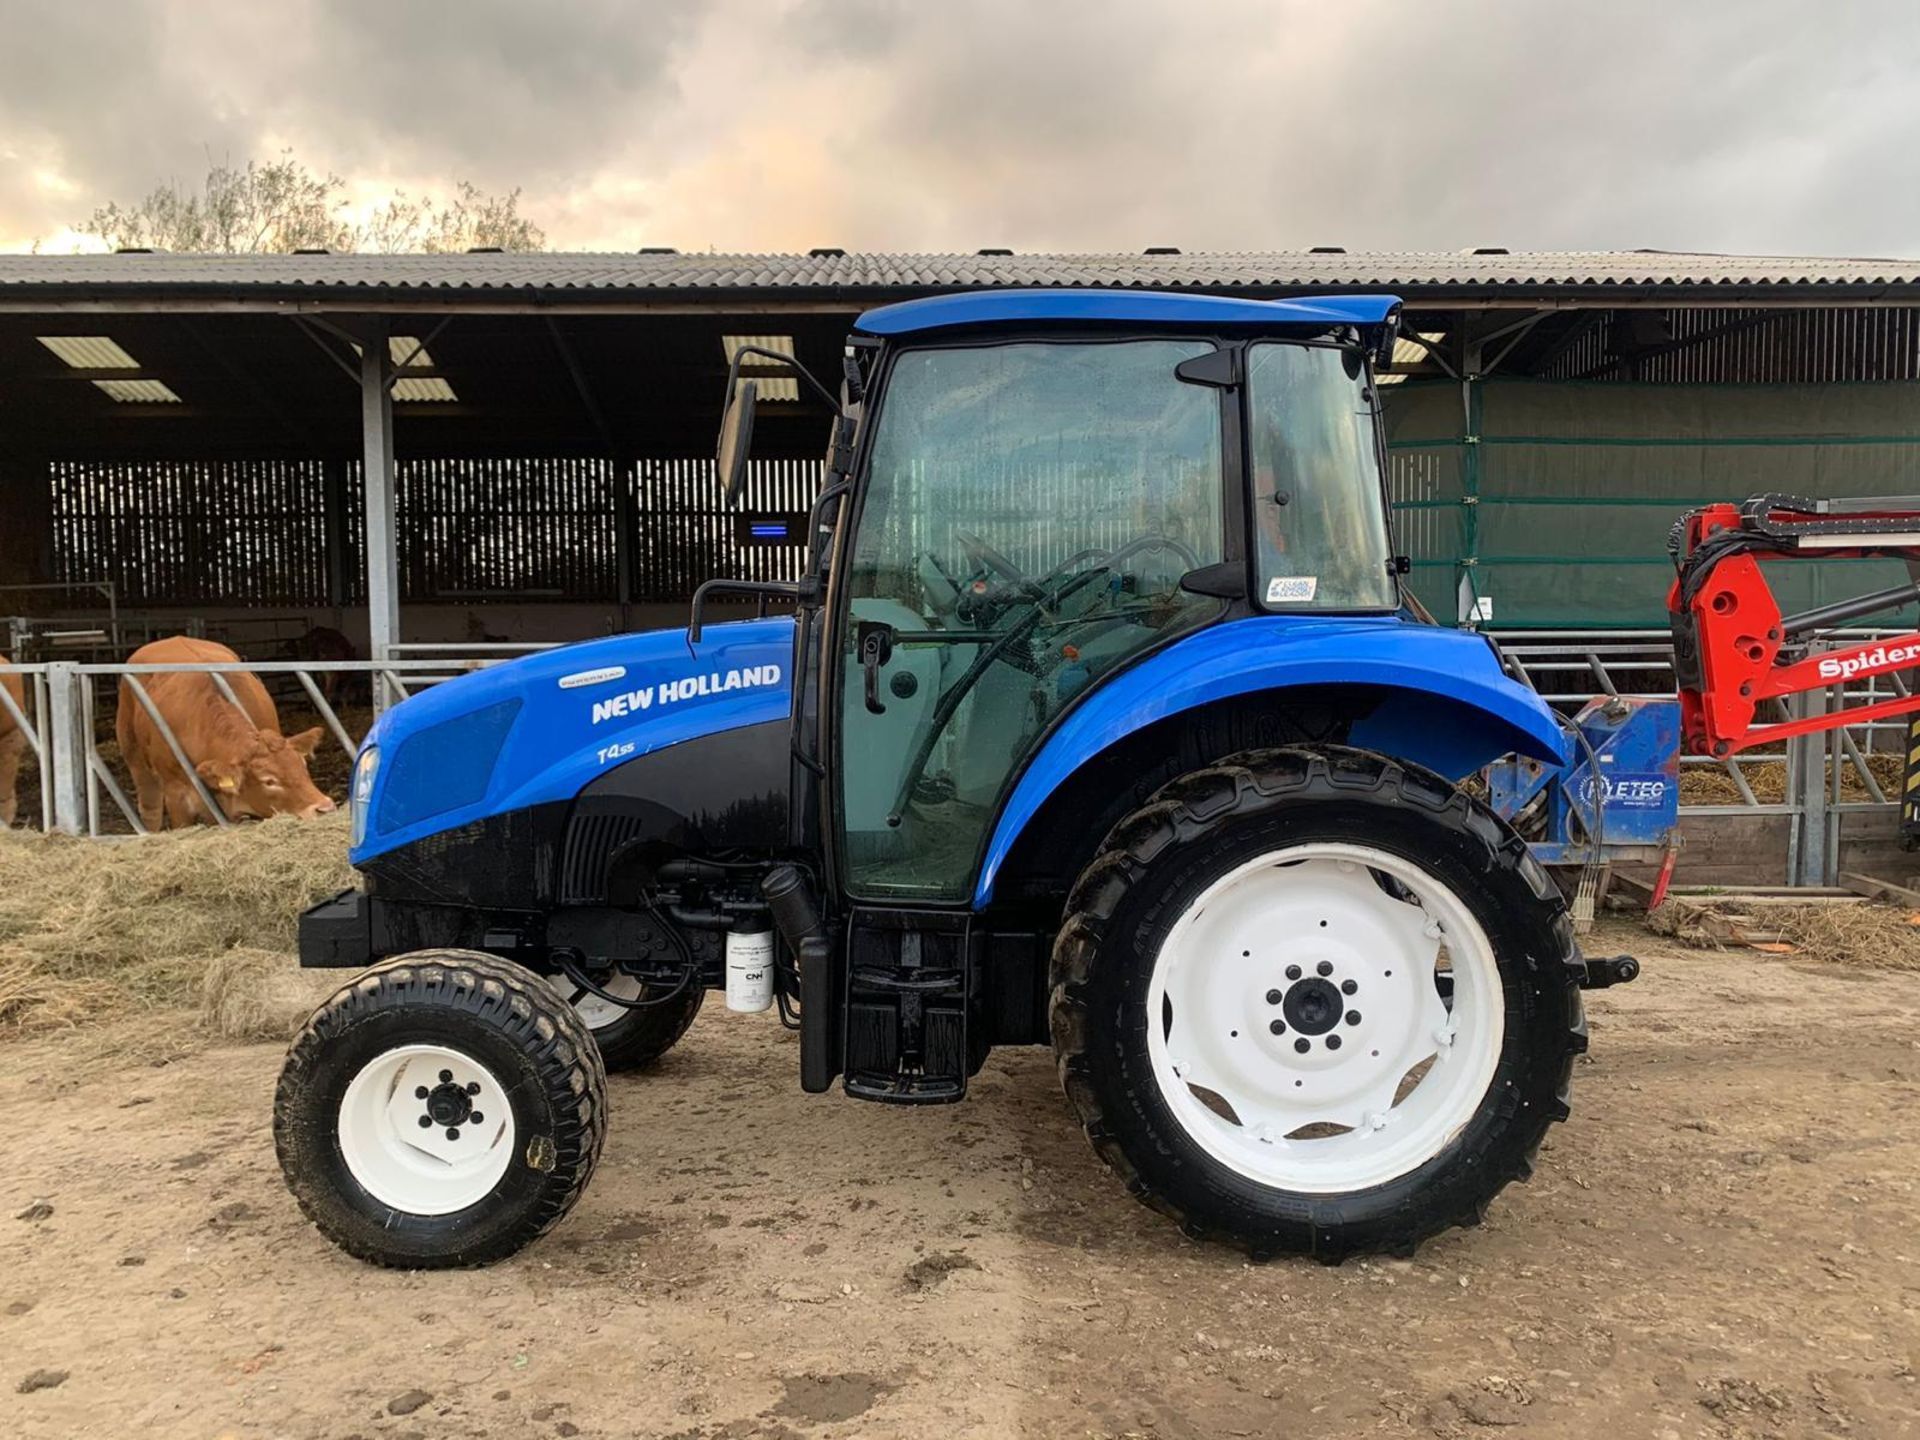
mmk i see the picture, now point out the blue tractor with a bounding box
[275,289,1630,1268]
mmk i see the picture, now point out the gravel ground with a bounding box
[2,918,1918,1439]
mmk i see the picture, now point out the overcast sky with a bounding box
[2,0,1917,256]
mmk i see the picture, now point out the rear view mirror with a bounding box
[716,377,757,507]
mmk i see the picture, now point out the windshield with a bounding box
[839,339,1225,900]
[1246,343,1397,610]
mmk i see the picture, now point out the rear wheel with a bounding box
[275,951,607,1268]
[1050,746,1585,1261]
[565,973,705,1072]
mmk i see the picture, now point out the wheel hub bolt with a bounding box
[1281,976,1344,1037]
[423,1079,477,1131]
[1265,988,1283,1005]
[1269,1019,1285,1036]
[1341,979,1358,995]
[1285,965,1301,981]
[1346,1010,1362,1026]
[1316,961,1334,977]
[1293,1037,1310,1054]
[1326,1035,1343,1051]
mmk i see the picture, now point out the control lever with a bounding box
[857,621,894,714]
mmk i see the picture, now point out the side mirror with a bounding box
[716,377,757,506]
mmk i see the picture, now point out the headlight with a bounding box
[350,745,380,847]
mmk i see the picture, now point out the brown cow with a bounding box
[0,654,23,828]
[116,636,335,830]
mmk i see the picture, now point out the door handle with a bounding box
[857,622,894,715]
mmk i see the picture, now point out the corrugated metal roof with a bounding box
[36,334,141,368]
[1,249,1917,299]
[91,377,181,404]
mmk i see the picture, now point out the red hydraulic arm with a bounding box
[1668,494,1920,757]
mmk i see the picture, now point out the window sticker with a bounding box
[1265,576,1318,604]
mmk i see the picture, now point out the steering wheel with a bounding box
[950,530,1206,626]
[955,530,1032,588]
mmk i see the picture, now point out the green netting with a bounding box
[1382,378,1920,627]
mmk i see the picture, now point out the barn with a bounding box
[3,246,1919,871]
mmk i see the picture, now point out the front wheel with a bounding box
[1050,746,1586,1261]
[274,951,607,1268]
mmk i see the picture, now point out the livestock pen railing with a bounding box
[0,662,54,832]
[3,632,1911,881]
[0,656,523,838]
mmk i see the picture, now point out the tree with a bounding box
[352,181,546,254]
[74,152,546,254]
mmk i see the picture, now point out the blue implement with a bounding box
[1487,696,1681,866]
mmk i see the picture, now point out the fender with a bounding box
[973,615,1565,907]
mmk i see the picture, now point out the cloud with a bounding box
[1,0,1916,255]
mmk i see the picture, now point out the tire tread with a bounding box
[1048,744,1585,1262]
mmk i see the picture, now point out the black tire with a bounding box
[274,950,608,1268]
[568,979,705,1072]
[1049,745,1586,1262]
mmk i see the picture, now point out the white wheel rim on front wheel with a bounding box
[337,1044,517,1215]
[1145,842,1504,1194]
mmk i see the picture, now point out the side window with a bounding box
[1246,344,1398,610]
[840,340,1225,901]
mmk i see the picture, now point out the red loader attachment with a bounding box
[1668,493,1920,757]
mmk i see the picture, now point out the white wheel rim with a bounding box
[570,973,644,1030]
[337,1044,518,1216]
[1145,842,1504,1194]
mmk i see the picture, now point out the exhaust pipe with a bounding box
[761,865,838,1093]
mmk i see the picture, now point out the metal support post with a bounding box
[359,321,400,704]
[1787,682,1830,886]
[1456,335,1484,626]
[44,661,87,836]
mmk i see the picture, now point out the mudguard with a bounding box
[352,619,794,864]
[973,615,1564,906]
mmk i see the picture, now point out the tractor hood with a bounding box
[350,618,794,864]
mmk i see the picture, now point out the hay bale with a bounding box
[0,814,352,1034]
[199,946,340,1042]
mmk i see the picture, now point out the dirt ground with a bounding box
[2,919,1918,1440]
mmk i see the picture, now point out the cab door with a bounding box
[832,338,1231,903]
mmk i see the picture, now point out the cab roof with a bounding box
[853,288,1401,337]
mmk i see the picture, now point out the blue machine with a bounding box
[1488,697,1681,867]
[278,288,1630,1272]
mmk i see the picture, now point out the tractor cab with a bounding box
[281,290,1606,1271]
[704,290,1410,909]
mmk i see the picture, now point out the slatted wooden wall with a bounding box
[49,456,821,606]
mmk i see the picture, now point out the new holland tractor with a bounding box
[276,289,1632,1268]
